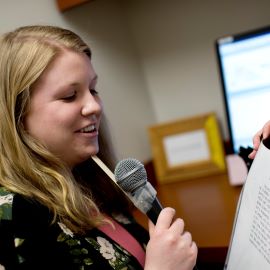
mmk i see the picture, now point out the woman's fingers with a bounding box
[169,217,185,236]
[180,231,193,247]
[154,207,175,229]
[249,121,270,159]
[146,208,197,270]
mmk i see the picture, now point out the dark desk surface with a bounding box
[133,171,242,268]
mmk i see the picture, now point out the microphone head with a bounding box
[114,158,147,193]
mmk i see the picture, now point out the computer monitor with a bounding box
[215,25,270,154]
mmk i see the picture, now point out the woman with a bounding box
[0,25,197,270]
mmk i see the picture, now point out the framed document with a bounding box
[148,113,226,183]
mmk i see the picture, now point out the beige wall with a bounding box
[123,0,270,139]
[1,0,270,162]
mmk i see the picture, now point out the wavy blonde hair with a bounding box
[0,25,128,234]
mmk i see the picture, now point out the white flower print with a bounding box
[112,214,131,224]
[0,264,5,270]
[0,194,13,206]
[14,238,24,247]
[58,222,74,237]
[97,236,116,261]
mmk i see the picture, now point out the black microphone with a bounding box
[114,158,199,270]
[114,158,163,224]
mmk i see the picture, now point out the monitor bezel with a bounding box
[215,25,270,154]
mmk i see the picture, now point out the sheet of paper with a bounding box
[162,129,210,167]
[225,141,270,269]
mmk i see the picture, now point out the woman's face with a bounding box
[24,50,103,168]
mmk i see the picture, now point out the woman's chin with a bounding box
[72,146,100,165]
[86,147,99,158]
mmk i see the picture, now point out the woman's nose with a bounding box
[81,92,102,117]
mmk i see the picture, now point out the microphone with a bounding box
[114,158,163,224]
[114,158,199,270]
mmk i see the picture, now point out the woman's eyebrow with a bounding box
[67,75,98,87]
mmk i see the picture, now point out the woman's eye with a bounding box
[90,89,99,96]
[62,92,76,101]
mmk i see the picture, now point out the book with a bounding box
[225,139,270,269]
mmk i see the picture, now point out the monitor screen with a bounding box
[215,26,270,153]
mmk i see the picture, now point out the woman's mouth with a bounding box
[79,124,96,133]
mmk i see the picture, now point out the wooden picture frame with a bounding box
[148,113,226,183]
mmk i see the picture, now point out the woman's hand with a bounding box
[144,207,197,270]
[249,120,270,159]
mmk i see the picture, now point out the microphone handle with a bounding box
[146,197,163,224]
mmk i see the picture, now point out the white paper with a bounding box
[225,141,270,269]
[162,129,210,167]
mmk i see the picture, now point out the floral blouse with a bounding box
[0,187,149,270]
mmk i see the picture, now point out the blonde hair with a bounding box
[0,25,125,234]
